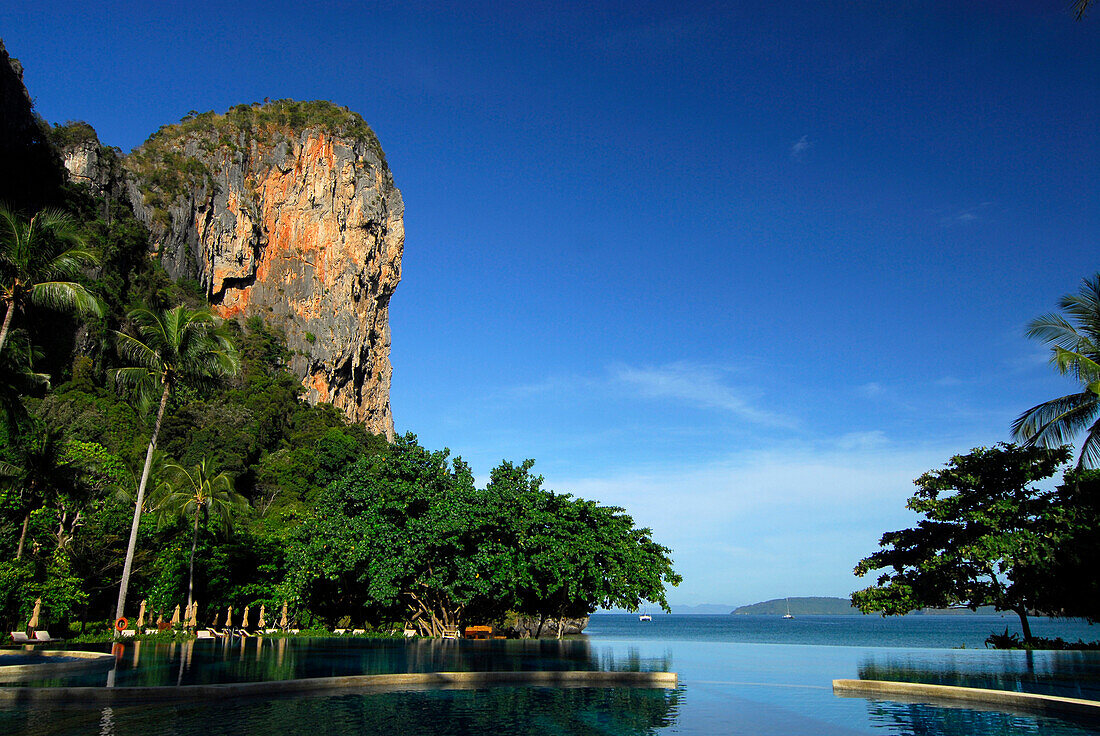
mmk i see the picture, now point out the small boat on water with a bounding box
[783,598,794,619]
[638,612,652,622]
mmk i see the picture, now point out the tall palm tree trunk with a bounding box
[0,299,15,355]
[14,511,29,560]
[186,507,200,612]
[113,383,170,631]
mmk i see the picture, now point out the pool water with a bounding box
[3,635,1100,735]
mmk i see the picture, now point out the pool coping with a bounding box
[832,678,1100,720]
[0,669,678,704]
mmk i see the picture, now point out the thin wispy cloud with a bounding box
[552,438,961,605]
[613,362,795,428]
[789,134,812,160]
[937,202,996,227]
[856,381,885,398]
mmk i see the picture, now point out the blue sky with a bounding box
[3,1,1097,607]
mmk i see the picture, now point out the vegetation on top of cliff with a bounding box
[126,99,388,229]
[47,121,99,149]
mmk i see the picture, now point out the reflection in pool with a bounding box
[6,637,670,688]
[857,649,1100,701]
[2,637,1099,735]
[4,685,684,736]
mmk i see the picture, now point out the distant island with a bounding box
[732,597,859,615]
[731,597,1003,616]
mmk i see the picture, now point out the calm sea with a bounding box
[586,613,1100,649]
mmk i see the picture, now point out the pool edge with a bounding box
[832,678,1100,720]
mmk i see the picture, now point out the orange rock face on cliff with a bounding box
[124,102,402,438]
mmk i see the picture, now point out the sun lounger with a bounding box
[9,631,30,643]
[264,628,278,634]
[195,629,214,639]
[33,631,57,642]
[403,628,417,638]
[144,628,158,635]
[332,628,346,635]
[351,629,365,635]
[441,625,459,639]
[120,629,136,637]
[289,629,300,634]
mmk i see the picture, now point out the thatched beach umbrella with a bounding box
[28,598,41,628]
[226,606,233,628]
[279,601,288,629]
[241,606,250,629]
[156,610,164,626]
[258,605,266,629]
[212,610,220,628]
[170,604,180,626]
[137,599,147,628]
[187,601,198,628]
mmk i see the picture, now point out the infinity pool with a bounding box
[3,636,1099,735]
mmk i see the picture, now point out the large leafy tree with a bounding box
[110,304,239,626]
[852,444,1071,643]
[0,205,101,354]
[288,434,680,636]
[151,458,247,614]
[1013,274,1100,468]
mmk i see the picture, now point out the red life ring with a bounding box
[115,617,128,631]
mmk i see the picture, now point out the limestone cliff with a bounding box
[122,102,402,437]
[0,39,68,212]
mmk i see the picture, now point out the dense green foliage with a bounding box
[0,103,680,638]
[287,445,680,635]
[851,444,1088,643]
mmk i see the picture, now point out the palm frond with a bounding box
[1052,346,1100,383]
[1076,416,1100,469]
[39,247,99,281]
[113,330,162,372]
[1013,392,1100,447]
[1026,314,1088,353]
[29,281,103,317]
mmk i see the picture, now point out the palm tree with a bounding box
[0,423,75,560]
[0,330,49,431]
[151,458,247,614]
[1012,274,1100,468]
[0,205,102,353]
[110,304,239,626]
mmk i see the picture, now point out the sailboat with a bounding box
[783,598,794,619]
[638,609,652,622]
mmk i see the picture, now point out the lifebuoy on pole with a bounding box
[115,617,128,631]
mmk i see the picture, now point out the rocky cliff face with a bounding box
[0,39,68,212]
[120,103,403,437]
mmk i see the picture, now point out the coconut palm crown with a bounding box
[0,204,102,353]
[152,458,248,614]
[110,304,240,628]
[1012,274,1100,468]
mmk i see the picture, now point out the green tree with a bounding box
[151,458,247,613]
[1013,274,1100,468]
[0,423,76,560]
[288,435,680,637]
[110,304,239,626]
[0,205,101,353]
[852,444,1071,644]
